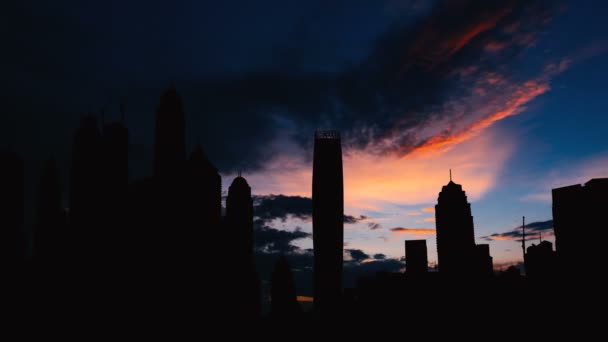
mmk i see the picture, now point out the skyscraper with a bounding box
[435,174,476,275]
[225,175,259,317]
[405,240,428,274]
[0,150,24,261]
[154,87,186,180]
[34,158,67,261]
[312,130,344,313]
[70,115,103,260]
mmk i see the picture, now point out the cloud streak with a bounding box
[390,227,436,234]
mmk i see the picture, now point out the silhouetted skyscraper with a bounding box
[185,146,222,258]
[271,256,301,317]
[100,119,129,259]
[552,178,608,273]
[154,87,186,180]
[435,175,476,275]
[34,158,67,261]
[0,150,24,261]
[312,130,344,313]
[405,240,428,274]
[225,175,260,317]
[70,115,103,259]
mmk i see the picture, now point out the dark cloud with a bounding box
[345,249,371,263]
[253,195,312,223]
[1,0,561,178]
[481,220,554,241]
[344,214,368,224]
[373,253,386,260]
[367,222,382,230]
[254,224,310,253]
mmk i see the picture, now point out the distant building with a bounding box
[474,244,493,277]
[0,150,24,261]
[312,130,344,313]
[525,240,558,279]
[552,178,608,273]
[34,158,67,261]
[435,174,477,275]
[405,240,428,274]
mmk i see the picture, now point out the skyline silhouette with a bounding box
[2,0,607,329]
[1,87,605,323]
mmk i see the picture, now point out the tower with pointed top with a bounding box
[154,87,186,180]
[435,172,477,275]
[225,174,260,317]
[312,130,344,313]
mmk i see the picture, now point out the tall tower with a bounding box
[70,115,103,259]
[312,130,344,313]
[435,173,476,275]
[154,87,186,180]
[225,175,259,317]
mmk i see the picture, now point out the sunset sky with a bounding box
[2,0,608,270]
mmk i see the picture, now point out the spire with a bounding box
[449,169,452,182]
[522,216,526,260]
[238,169,242,178]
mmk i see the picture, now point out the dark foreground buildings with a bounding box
[405,240,428,274]
[0,150,24,261]
[312,130,344,313]
[552,178,608,274]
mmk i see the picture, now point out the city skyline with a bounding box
[2,0,608,274]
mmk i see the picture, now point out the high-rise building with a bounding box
[225,175,259,317]
[0,150,24,261]
[405,240,428,274]
[70,115,103,259]
[154,87,186,180]
[435,174,476,275]
[552,178,608,273]
[312,130,344,312]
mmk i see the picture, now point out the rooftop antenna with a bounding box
[238,169,242,178]
[539,230,542,243]
[449,169,452,182]
[522,216,526,261]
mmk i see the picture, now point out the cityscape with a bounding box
[2,0,607,331]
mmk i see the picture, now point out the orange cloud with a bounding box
[405,212,421,216]
[406,80,549,157]
[423,217,436,223]
[296,296,313,303]
[390,227,435,234]
[422,207,435,213]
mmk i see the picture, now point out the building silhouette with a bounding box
[70,115,103,260]
[525,240,558,279]
[435,175,476,275]
[270,256,301,318]
[225,175,260,318]
[186,146,222,236]
[552,178,608,274]
[312,130,344,313]
[34,158,67,261]
[100,118,129,259]
[0,150,24,261]
[405,240,428,274]
[474,244,493,277]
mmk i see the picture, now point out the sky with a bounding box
[2,0,608,276]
